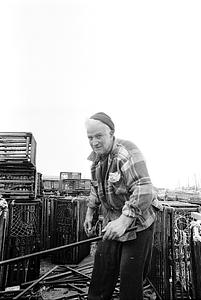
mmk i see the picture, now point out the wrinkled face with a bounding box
[86,119,114,155]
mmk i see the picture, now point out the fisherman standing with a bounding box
[84,112,160,300]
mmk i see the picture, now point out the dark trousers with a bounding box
[88,222,155,300]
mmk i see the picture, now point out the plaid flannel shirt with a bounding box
[87,138,161,241]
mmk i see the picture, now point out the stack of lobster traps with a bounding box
[0,132,42,289]
[59,172,91,196]
[148,200,200,300]
[0,132,37,200]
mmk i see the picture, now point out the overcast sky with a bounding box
[0,0,201,189]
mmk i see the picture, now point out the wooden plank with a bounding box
[0,145,28,148]
[0,140,28,144]
[0,132,33,138]
[0,180,34,183]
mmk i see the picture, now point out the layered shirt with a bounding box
[87,138,161,241]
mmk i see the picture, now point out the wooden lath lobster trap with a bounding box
[0,132,36,167]
[51,196,90,265]
[1,200,42,288]
[190,213,201,300]
[148,201,200,300]
[0,132,37,200]
[0,165,36,199]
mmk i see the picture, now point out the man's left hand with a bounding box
[102,214,134,240]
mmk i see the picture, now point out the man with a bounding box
[84,112,160,300]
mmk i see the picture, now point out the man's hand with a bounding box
[84,207,94,237]
[102,214,134,240]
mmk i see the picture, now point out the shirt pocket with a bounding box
[108,173,127,195]
[107,177,128,210]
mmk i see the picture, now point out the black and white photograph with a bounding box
[0,1,201,299]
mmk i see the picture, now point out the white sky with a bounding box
[0,0,201,189]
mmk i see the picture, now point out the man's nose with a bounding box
[92,138,99,146]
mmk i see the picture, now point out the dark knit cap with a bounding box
[90,112,115,131]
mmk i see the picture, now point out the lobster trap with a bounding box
[0,132,36,167]
[60,172,82,180]
[1,200,42,288]
[59,179,91,196]
[36,172,43,198]
[51,196,90,264]
[148,201,200,300]
[42,178,60,195]
[190,217,201,300]
[0,165,36,199]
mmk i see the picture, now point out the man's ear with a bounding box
[110,130,115,136]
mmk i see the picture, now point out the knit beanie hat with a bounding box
[90,112,115,131]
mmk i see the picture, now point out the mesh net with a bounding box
[9,203,40,237]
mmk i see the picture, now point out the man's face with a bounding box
[87,120,114,155]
